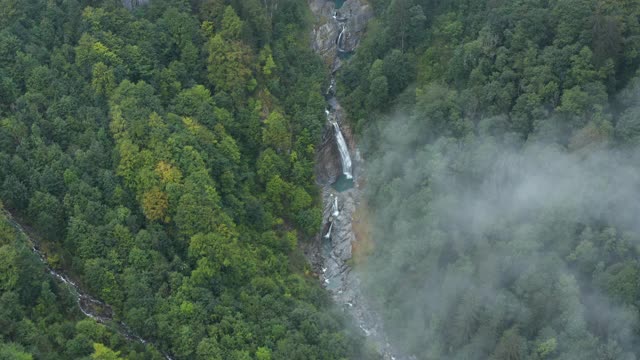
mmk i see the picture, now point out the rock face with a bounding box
[306,2,409,359]
[313,160,406,360]
[316,97,358,184]
[315,123,343,184]
[309,0,373,69]
[311,146,406,360]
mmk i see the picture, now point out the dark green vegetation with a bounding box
[0,206,166,359]
[0,0,375,359]
[341,0,640,359]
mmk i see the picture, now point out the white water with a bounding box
[324,222,333,239]
[327,78,337,95]
[332,121,353,179]
[311,5,410,359]
[332,195,340,217]
[337,24,346,52]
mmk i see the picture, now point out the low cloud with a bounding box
[360,113,640,359]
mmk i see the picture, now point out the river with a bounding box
[308,1,409,359]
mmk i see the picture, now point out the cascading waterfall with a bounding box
[325,194,340,239]
[332,121,353,179]
[324,222,333,239]
[327,78,337,95]
[336,24,346,52]
[311,2,408,358]
[1,208,173,360]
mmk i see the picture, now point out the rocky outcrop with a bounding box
[316,130,342,184]
[311,166,407,360]
[309,0,373,69]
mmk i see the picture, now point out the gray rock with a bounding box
[308,0,374,66]
[306,2,410,359]
[316,124,343,185]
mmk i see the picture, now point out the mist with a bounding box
[360,110,640,359]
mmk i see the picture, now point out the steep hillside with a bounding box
[0,1,375,358]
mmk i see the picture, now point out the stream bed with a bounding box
[307,1,410,359]
[1,208,173,360]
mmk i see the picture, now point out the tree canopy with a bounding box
[0,0,373,359]
[342,0,640,359]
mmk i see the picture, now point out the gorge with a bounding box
[307,1,408,359]
[4,0,640,359]
[3,0,392,360]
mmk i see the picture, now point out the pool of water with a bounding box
[334,0,345,9]
[332,174,354,192]
[338,50,354,60]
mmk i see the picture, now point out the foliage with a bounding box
[0,0,370,359]
[346,0,640,359]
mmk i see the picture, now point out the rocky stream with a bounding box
[6,1,406,359]
[306,1,408,359]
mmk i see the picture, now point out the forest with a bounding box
[4,0,640,359]
[0,0,374,359]
[339,0,640,359]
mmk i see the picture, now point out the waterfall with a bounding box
[324,222,333,239]
[332,195,340,217]
[327,78,337,96]
[311,4,405,360]
[332,121,353,179]
[337,25,346,52]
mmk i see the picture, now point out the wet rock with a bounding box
[309,0,374,66]
[316,124,343,185]
[338,0,374,51]
[306,2,408,359]
[318,186,408,360]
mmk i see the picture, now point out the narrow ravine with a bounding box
[307,1,409,359]
[0,208,173,360]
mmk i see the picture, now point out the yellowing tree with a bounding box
[156,161,182,184]
[142,187,169,222]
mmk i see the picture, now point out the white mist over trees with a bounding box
[363,116,640,359]
[339,0,640,359]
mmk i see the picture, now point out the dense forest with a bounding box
[5,0,640,359]
[0,0,375,359]
[340,0,640,359]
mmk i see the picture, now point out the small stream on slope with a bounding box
[1,208,173,360]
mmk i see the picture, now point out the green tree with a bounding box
[0,343,32,360]
[91,343,121,360]
[207,34,252,102]
[262,111,291,153]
